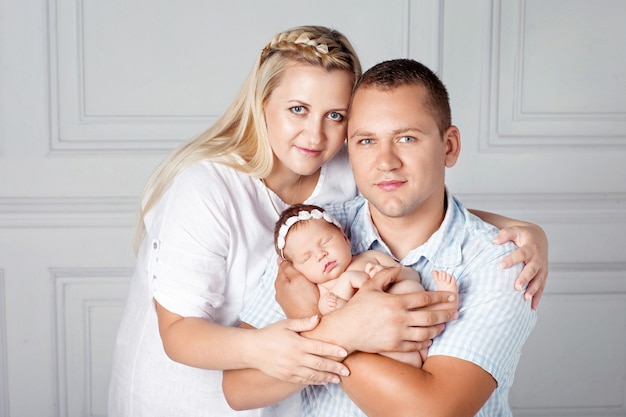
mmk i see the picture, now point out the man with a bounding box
[225,59,537,416]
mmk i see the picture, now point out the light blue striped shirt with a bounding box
[241,191,537,416]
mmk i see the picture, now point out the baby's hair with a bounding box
[274,204,341,258]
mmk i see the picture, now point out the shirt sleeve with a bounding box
[240,257,287,328]
[148,165,230,320]
[428,255,537,388]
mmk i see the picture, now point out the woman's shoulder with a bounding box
[162,161,255,211]
[175,160,251,189]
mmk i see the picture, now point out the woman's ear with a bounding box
[443,125,461,168]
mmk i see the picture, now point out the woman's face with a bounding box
[264,63,353,177]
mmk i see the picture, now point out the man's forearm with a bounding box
[340,352,495,417]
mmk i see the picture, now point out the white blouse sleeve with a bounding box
[148,164,231,320]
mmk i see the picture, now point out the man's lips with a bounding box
[324,260,337,273]
[377,180,405,191]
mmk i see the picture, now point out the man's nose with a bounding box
[376,143,401,171]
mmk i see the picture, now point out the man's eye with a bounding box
[359,138,373,145]
[398,136,416,143]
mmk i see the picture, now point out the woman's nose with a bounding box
[304,117,325,145]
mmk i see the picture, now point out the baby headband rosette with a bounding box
[276,208,342,259]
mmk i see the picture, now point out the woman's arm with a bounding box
[469,209,549,310]
[222,321,338,410]
[155,302,348,382]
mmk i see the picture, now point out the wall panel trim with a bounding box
[0,271,9,417]
[0,197,136,228]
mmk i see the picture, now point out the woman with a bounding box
[108,25,547,417]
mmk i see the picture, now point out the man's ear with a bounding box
[443,125,461,168]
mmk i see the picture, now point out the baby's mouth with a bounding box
[324,261,336,273]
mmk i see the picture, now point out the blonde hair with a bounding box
[133,25,361,253]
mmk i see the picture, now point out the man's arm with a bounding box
[341,353,495,417]
[334,255,536,417]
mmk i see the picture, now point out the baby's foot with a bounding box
[432,270,458,294]
[325,292,339,311]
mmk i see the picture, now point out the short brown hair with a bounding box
[352,58,451,135]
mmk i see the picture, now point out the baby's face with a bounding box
[283,219,352,284]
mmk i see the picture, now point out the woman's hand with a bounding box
[494,223,548,310]
[245,316,349,385]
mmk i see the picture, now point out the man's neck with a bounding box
[370,194,447,260]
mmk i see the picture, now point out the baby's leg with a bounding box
[432,270,458,294]
[387,279,424,294]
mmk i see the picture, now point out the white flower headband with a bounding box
[276,209,342,259]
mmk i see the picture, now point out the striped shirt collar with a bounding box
[349,188,464,269]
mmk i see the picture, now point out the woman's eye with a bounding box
[290,106,306,115]
[328,112,344,121]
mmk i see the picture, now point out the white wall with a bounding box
[1,1,625,416]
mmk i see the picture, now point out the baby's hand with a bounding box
[364,262,385,279]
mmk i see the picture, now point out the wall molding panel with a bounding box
[46,0,417,153]
[52,268,131,417]
[47,0,210,152]
[481,0,626,149]
[0,197,136,228]
[511,287,626,416]
[1,193,624,228]
[407,0,444,72]
[453,192,626,224]
[0,271,9,417]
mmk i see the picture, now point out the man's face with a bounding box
[347,84,459,220]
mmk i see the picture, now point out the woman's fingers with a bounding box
[254,317,349,385]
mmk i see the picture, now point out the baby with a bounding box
[274,204,458,367]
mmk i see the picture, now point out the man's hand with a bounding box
[275,258,320,319]
[312,265,459,355]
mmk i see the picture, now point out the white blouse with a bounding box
[108,145,357,417]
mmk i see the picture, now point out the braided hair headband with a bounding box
[260,32,330,63]
[276,208,342,259]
